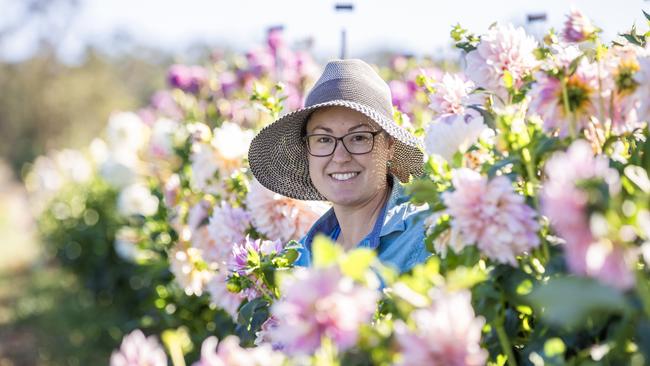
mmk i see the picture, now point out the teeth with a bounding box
[330,172,358,181]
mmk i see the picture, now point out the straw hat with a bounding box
[248,59,424,200]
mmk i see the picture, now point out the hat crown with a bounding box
[305,59,393,119]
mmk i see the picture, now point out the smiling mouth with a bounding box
[329,172,360,181]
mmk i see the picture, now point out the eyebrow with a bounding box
[311,123,373,133]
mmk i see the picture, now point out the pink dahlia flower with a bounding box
[606,45,644,135]
[205,269,246,319]
[110,329,167,366]
[562,8,597,43]
[192,335,285,366]
[465,24,539,98]
[246,179,328,242]
[442,169,540,265]
[428,73,481,117]
[394,289,487,366]
[203,202,252,265]
[542,140,634,290]
[268,266,379,355]
[528,55,600,136]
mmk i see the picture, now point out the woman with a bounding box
[248,59,430,273]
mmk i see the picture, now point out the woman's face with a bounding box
[305,106,394,207]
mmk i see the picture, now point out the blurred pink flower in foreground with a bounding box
[465,24,538,98]
[268,266,379,355]
[110,329,167,366]
[395,289,487,366]
[542,140,634,290]
[443,169,540,265]
[562,8,597,43]
[246,179,328,242]
[192,335,285,366]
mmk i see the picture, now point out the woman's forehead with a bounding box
[306,106,380,131]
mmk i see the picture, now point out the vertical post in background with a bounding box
[526,13,547,41]
[334,3,354,59]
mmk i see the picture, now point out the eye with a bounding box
[316,136,334,144]
[351,133,371,142]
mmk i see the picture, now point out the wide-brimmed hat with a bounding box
[248,58,424,201]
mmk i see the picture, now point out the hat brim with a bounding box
[248,99,424,201]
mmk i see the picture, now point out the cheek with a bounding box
[356,154,385,179]
[308,156,324,183]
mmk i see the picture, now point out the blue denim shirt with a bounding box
[295,177,431,273]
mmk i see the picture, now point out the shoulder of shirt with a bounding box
[381,181,429,237]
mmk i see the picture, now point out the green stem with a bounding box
[254,277,276,301]
[521,146,540,210]
[495,320,518,366]
[560,77,576,139]
[542,240,550,264]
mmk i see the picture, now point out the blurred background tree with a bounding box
[0,0,169,176]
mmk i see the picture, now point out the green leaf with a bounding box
[340,248,376,282]
[235,297,270,346]
[424,215,450,253]
[567,54,584,76]
[284,240,302,251]
[527,276,630,329]
[312,235,342,268]
[450,23,467,42]
[468,105,496,129]
[405,178,442,206]
[644,10,650,21]
[487,156,521,178]
[261,263,276,289]
[283,248,299,265]
[532,134,561,158]
[446,265,488,291]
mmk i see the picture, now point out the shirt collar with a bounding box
[303,175,408,250]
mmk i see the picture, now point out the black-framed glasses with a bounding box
[303,130,383,157]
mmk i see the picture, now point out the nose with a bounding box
[331,139,352,163]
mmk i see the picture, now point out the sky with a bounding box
[1,0,650,63]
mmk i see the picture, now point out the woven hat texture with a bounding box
[248,59,424,200]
